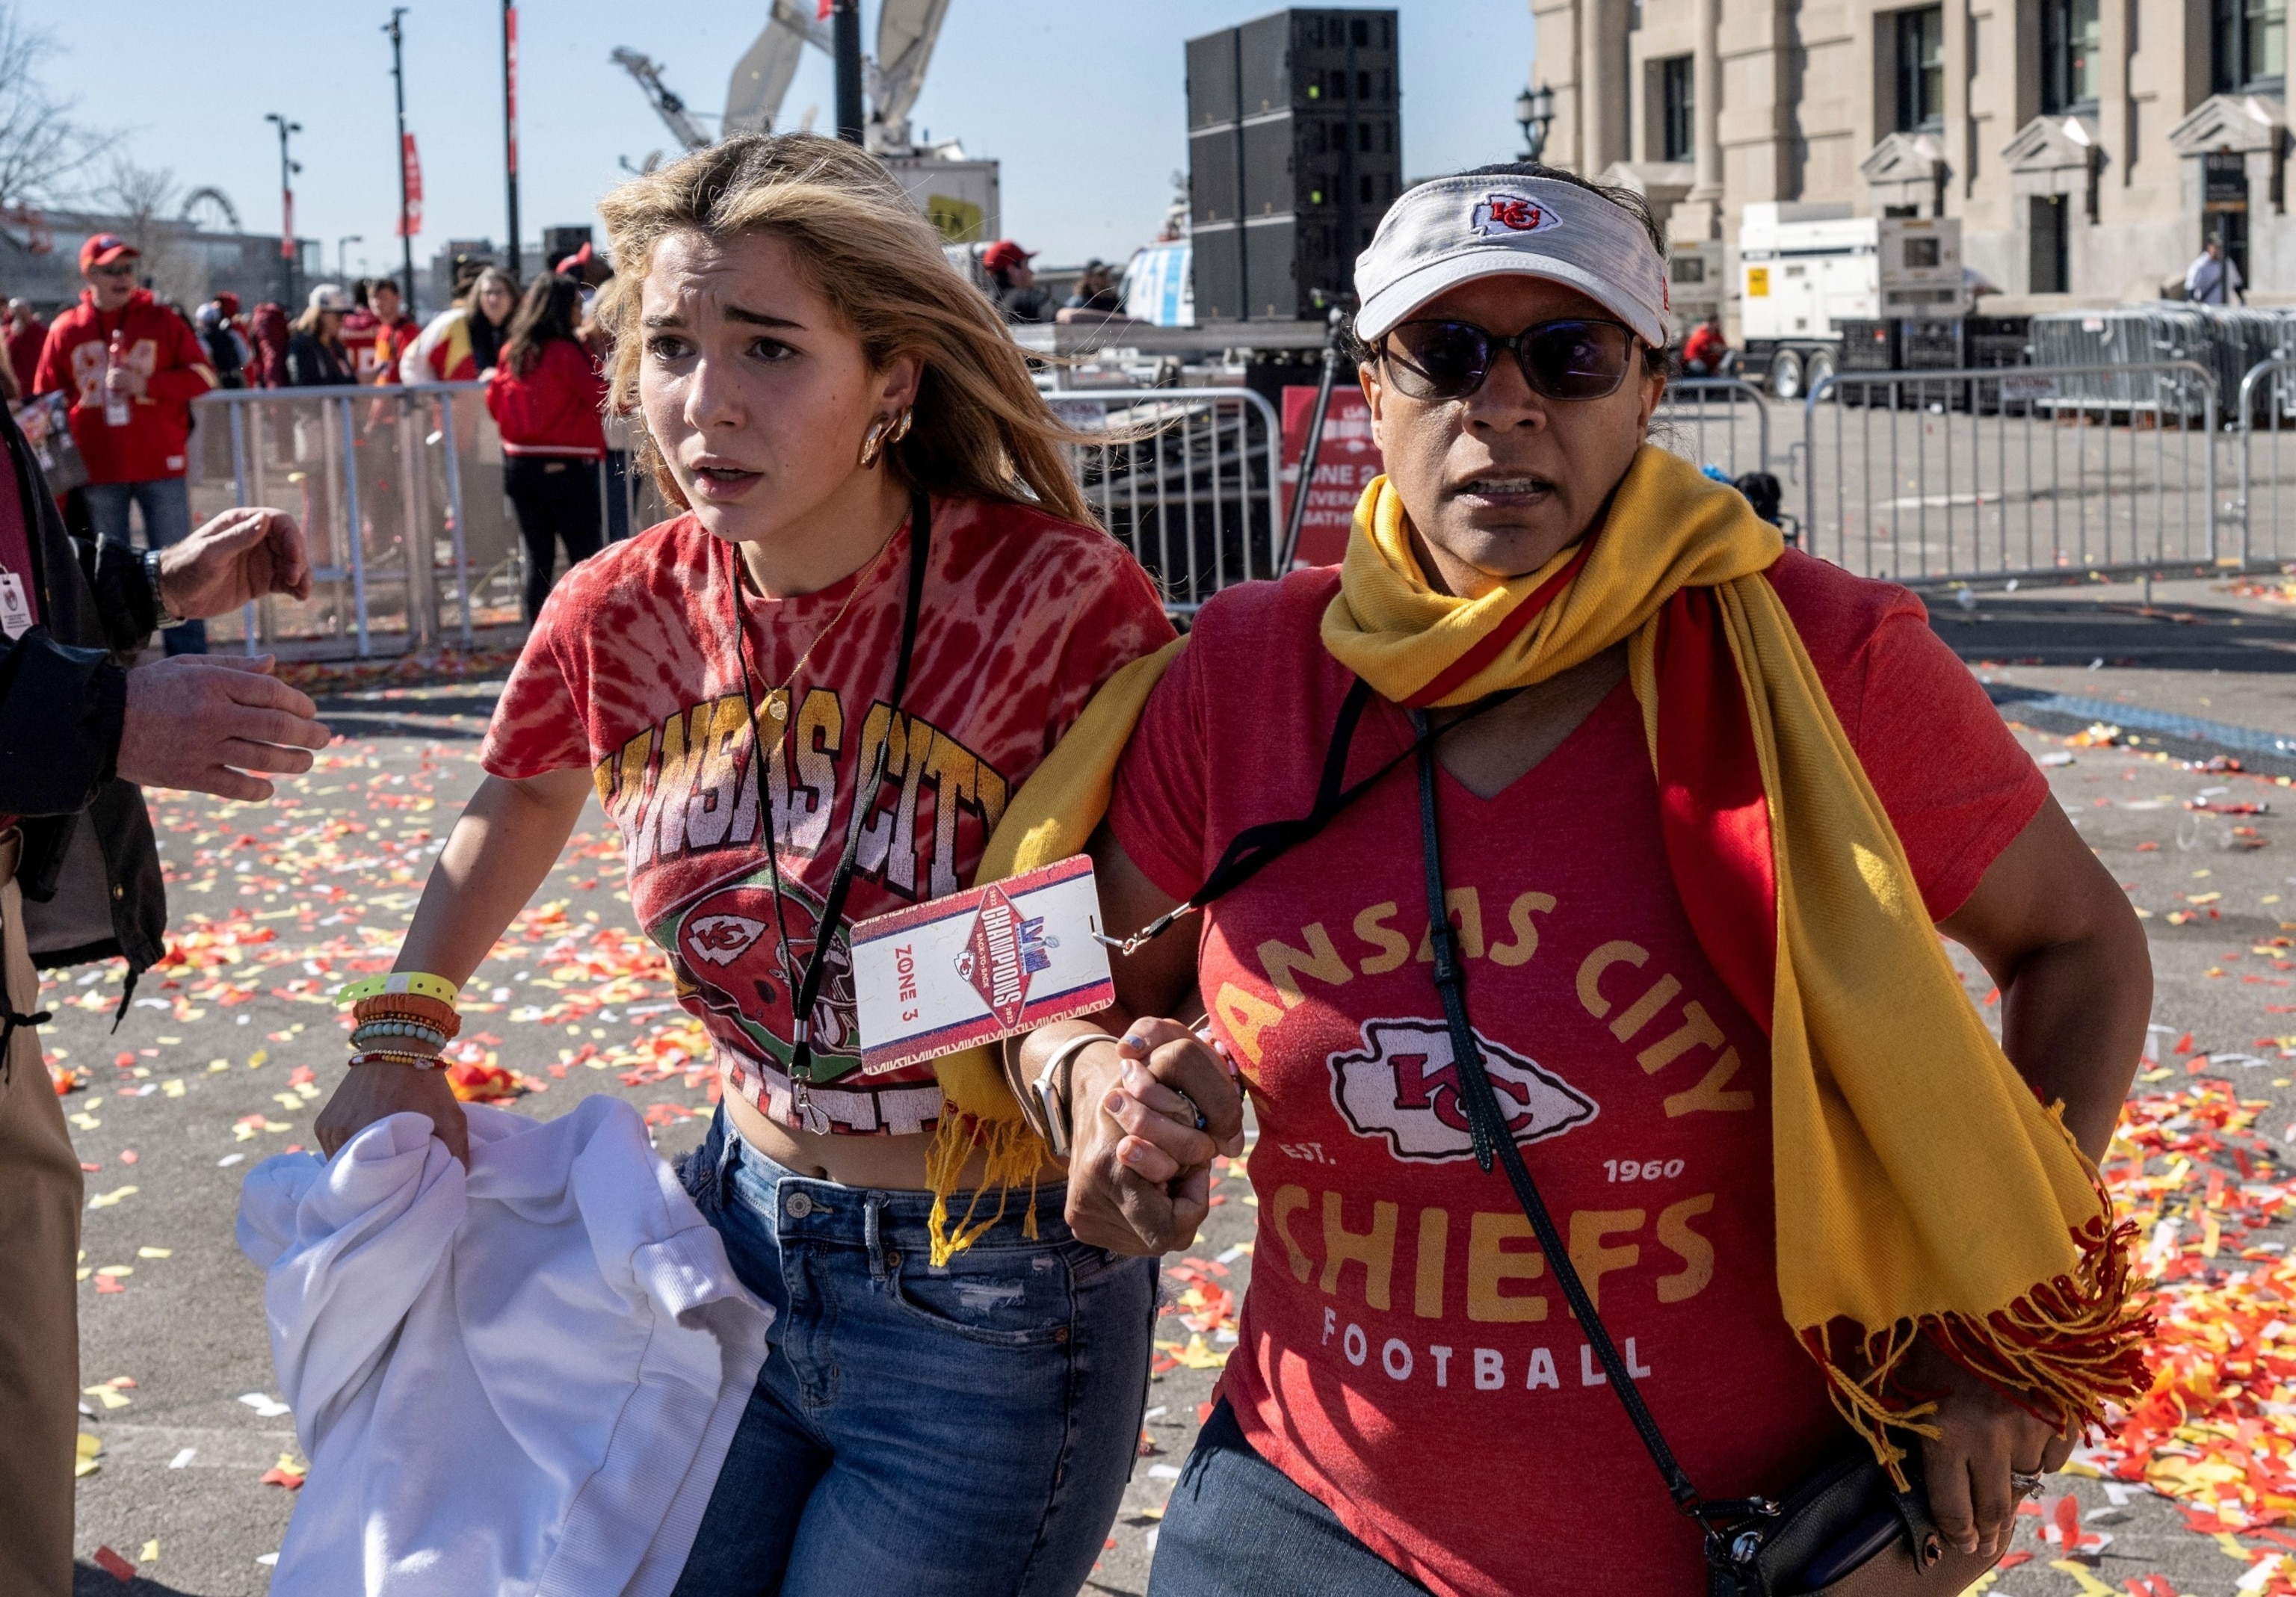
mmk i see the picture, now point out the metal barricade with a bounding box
[2233,355,2296,567]
[1653,378,1774,481]
[1044,387,1283,616]
[1800,362,2222,584]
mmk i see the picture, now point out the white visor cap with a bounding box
[1352,174,1670,350]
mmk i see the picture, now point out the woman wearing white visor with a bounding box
[999,161,2152,1595]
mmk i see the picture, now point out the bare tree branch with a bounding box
[0,2,112,210]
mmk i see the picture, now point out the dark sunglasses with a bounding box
[1377,317,1638,403]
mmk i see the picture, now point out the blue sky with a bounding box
[31,1,1537,276]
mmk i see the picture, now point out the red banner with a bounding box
[1280,386,1383,568]
[396,134,423,238]
[280,191,295,259]
[817,0,834,17]
[504,6,519,176]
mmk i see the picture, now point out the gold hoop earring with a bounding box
[858,417,890,470]
[887,405,914,446]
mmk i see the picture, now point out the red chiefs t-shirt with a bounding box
[1108,551,2047,1597]
[483,497,1174,1135]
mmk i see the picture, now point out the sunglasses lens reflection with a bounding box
[1526,321,1633,399]
[1386,319,1633,403]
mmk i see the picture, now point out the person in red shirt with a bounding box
[2,300,45,401]
[1681,312,1735,377]
[312,134,1177,1597]
[365,277,419,384]
[339,280,383,384]
[1047,165,2152,1597]
[484,273,608,620]
[32,235,220,652]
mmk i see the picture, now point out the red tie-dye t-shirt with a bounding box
[1107,552,2049,1596]
[481,497,1174,1136]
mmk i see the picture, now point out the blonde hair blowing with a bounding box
[597,135,1093,526]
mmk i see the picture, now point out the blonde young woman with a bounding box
[312,136,1176,1595]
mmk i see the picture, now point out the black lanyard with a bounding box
[727,489,930,1104]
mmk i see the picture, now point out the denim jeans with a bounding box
[1148,1399,1431,1597]
[83,477,203,654]
[670,1109,1158,1597]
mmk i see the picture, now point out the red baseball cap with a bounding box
[79,234,138,273]
[555,241,593,274]
[981,240,1036,273]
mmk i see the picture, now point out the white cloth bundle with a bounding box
[237,1095,771,1597]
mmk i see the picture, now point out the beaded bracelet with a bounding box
[350,1019,450,1051]
[347,1050,443,1069]
[339,972,460,1007]
[351,996,460,1038]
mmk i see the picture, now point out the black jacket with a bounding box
[284,330,353,387]
[0,401,167,981]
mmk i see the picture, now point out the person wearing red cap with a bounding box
[31,234,220,652]
[982,238,1051,324]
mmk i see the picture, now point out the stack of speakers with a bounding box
[1187,9,1403,323]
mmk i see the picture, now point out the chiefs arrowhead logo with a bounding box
[1330,1018,1596,1162]
[1471,193,1558,238]
[685,912,768,968]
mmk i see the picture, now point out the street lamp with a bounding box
[1516,83,1556,162]
[338,235,364,281]
[265,113,303,309]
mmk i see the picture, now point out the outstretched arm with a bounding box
[313,766,595,1162]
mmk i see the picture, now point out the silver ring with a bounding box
[2009,1469,2046,1500]
[1171,1087,1208,1131]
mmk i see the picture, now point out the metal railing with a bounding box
[1801,362,2224,584]
[1044,386,1283,615]
[2235,356,2296,568]
[1653,377,1774,482]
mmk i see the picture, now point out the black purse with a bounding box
[1402,708,1999,1596]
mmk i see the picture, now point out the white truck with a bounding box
[1738,203,1968,398]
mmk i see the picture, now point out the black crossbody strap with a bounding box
[1408,710,1703,1515]
[787,489,932,1079]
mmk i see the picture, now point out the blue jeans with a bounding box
[671,1109,1158,1597]
[84,478,202,654]
[1149,1400,1431,1597]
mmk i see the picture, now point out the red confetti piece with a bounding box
[91,1545,135,1581]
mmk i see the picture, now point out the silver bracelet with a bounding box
[1034,1031,1118,1158]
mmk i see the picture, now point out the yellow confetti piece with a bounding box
[136,1247,171,1259]
[138,1539,157,1564]
[75,1433,101,1476]
[161,1078,185,1098]
[248,1048,268,1068]
[2047,1559,2116,1595]
[2218,1530,2256,1560]
[87,1186,138,1209]
[75,1267,90,1282]
[93,1266,132,1279]
[208,1059,229,1073]
[81,1383,131,1408]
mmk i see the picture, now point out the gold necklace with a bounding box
[740,543,873,729]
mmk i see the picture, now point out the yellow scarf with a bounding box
[936,446,2148,1473]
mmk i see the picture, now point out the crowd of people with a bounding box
[0,132,2161,1597]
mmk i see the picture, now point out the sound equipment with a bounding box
[1187,9,1401,322]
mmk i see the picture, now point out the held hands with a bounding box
[115,655,330,802]
[314,1060,470,1166]
[158,507,314,620]
[1904,1335,2076,1559]
[1064,1017,1246,1256]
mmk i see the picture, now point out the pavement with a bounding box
[34,575,2296,1596]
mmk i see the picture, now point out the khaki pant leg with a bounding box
[0,844,83,1597]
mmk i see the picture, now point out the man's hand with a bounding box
[115,655,330,801]
[158,507,313,621]
[1904,1336,2074,1558]
[1064,1017,1244,1256]
[315,1060,469,1165]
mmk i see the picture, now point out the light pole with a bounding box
[265,113,303,309]
[384,9,416,312]
[502,0,521,279]
[1516,83,1555,162]
[338,235,363,281]
[831,0,863,144]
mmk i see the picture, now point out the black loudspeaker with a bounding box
[1186,8,1401,322]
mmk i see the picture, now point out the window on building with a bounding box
[2215,0,2288,92]
[1661,55,1695,162]
[1895,7,1946,132]
[2042,0,2102,111]
[2030,195,2070,293]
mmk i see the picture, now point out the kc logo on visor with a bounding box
[1471,194,1558,237]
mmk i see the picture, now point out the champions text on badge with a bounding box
[848,856,1115,1075]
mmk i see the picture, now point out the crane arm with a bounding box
[611,46,712,151]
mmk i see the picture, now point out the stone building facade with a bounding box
[1526,0,2291,311]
